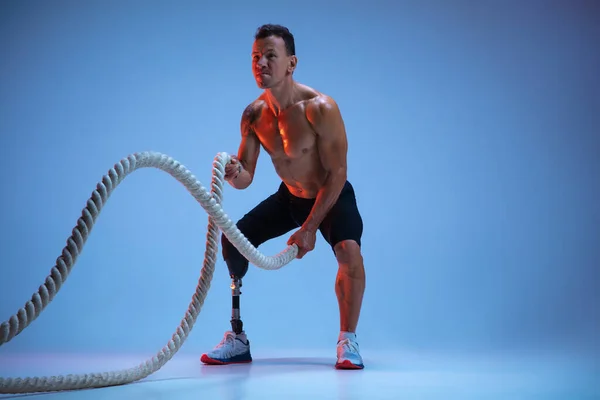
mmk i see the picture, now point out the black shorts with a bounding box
[222,181,363,277]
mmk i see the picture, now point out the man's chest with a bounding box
[254,110,317,158]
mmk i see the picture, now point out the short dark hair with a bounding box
[255,24,295,56]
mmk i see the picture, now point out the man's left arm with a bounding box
[303,96,349,233]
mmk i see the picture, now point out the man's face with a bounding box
[252,35,294,89]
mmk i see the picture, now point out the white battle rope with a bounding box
[0,151,298,394]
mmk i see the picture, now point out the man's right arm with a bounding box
[227,103,260,190]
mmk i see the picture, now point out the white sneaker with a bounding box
[335,334,364,369]
[200,330,252,365]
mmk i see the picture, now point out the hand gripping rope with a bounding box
[0,151,298,394]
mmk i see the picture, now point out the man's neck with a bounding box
[264,80,296,116]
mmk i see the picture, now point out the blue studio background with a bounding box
[0,0,598,360]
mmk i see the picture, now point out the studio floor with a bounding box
[0,348,598,399]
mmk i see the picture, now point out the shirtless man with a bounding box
[200,24,366,369]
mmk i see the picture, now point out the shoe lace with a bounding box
[215,331,236,350]
[339,338,359,354]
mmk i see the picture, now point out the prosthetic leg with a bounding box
[221,230,250,335]
[199,233,252,365]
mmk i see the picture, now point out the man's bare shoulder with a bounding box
[304,94,341,129]
[308,93,337,111]
[290,83,337,119]
[241,98,268,129]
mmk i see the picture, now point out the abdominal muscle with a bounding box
[270,149,327,199]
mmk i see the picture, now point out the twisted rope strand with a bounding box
[0,151,298,394]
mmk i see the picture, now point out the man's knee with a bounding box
[333,240,363,268]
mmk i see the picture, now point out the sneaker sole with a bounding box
[200,354,253,365]
[335,360,364,370]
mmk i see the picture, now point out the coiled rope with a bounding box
[0,151,298,394]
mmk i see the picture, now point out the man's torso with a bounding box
[250,85,329,198]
